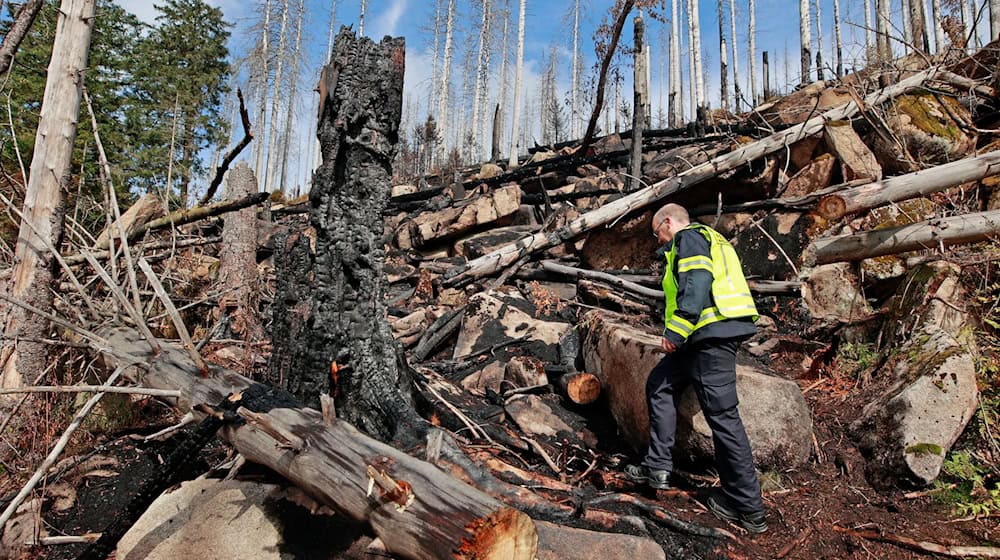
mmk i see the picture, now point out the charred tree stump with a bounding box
[266,230,313,390]
[216,162,261,338]
[270,29,422,444]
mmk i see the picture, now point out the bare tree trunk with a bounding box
[762,50,770,99]
[0,0,44,76]
[902,0,912,52]
[686,0,697,118]
[800,0,811,84]
[430,0,441,119]
[359,0,366,35]
[876,0,891,62]
[1,0,96,389]
[718,0,729,112]
[254,0,272,187]
[748,0,757,105]
[264,0,290,193]
[508,0,526,167]
[438,0,455,162]
[864,0,874,58]
[669,0,682,126]
[729,0,740,111]
[571,0,580,139]
[814,0,824,81]
[217,162,261,339]
[817,150,1000,220]
[496,0,510,156]
[630,15,646,190]
[278,0,304,190]
[971,0,981,49]
[690,0,705,109]
[991,0,1000,40]
[833,0,843,77]
[930,0,943,52]
[471,0,491,161]
[910,0,928,52]
[491,103,502,162]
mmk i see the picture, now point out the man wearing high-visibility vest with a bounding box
[625,203,767,534]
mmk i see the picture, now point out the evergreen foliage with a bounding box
[0,0,230,216]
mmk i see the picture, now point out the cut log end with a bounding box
[817,195,847,220]
[559,372,602,405]
[457,506,537,560]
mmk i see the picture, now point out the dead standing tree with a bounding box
[269,29,423,445]
[1,0,96,389]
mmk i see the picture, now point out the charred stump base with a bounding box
[268,29,422,445]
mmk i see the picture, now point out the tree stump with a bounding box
[217,162,261,338]
[269,29,421,444]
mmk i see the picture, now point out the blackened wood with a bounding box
[272,29,421,443]
[266,230,313,391]
[77,408,230,560]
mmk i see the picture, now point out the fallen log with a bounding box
[817,150,1000,220]
[128,192,269,242]
[531,264,801,296]
[443,68,940,285]
[557,372,601,405]
[810,209,1000,264]
[98,327,538,560]
[539,260,662,304]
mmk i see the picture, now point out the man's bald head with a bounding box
[652,204,690,229]
[652,203,690,243]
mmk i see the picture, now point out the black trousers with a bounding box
[643,337,764,513]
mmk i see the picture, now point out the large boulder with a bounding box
[801,262,874,323]
[117,479,366,559]
[581,311,813,470]
[872,93,976,174]
[852,262,979,488]
[454,291,573,365]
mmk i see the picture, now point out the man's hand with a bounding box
[661,337,677,353]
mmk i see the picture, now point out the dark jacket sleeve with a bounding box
[664,229,713,347]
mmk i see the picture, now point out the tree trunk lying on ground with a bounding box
[443,68,940,285]
[100,327,538,560]
[809,209,1000,264]
[96,327,684,559]
[817,150,1000,220]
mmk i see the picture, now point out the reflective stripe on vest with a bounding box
[662,224,758,339]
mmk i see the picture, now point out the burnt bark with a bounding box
[266,230,314,391]
[271,29,421,444]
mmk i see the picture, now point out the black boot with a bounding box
[707,491,768,534]
[624,464,671,490]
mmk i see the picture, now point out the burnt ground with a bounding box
[11,326,999,560]
[13,380,999,560]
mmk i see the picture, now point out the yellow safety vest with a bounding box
[662,224,758,340]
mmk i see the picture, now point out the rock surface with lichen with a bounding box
[852,262,979,487]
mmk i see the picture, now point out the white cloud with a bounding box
[370,0,407,39]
